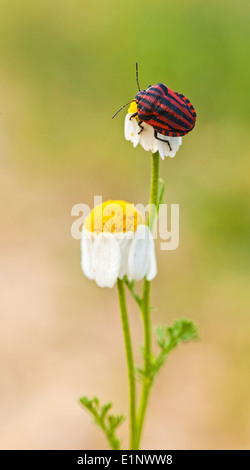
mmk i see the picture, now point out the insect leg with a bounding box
[138,120,144,134]
[129,112,138,120]
[154,130,172,151]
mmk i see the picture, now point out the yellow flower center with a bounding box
[85,200,145,234]
[128,101,138,114]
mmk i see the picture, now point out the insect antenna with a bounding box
[136,62,141,91]
[112,100,135,119]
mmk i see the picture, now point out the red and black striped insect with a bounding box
[112,63,196,151]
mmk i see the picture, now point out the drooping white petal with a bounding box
[156,134,182,159]
[168,136,182,157]
[157,140,167,160]
[117,235,133,280]
[127,225,153,281]
[139,123,158,153]
[81,230,94,280]
[146,237,157,281]
[124,114,140,148]
[92,234,121,288]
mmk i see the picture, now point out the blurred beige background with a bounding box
[0,0,250,449]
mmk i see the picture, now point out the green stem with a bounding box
[136,380,151,447]
[136,151,160,449]
[148,151,160,231]
[117,278,137,450]
[142,280,151,378]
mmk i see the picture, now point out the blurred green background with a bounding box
[0,0,249,450]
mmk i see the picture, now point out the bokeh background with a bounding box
[0,0,249,450]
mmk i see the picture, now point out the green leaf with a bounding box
[124,276,142,309]
[100,402,112,419]
[79,395,124,450]
[153,319,198,377]
[155,326,165,348]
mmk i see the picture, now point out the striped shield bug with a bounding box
[112,63,196,151]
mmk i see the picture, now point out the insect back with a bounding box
[135,83,196,139]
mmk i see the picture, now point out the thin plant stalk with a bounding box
[117,278,137,449]
[136,151,160,448]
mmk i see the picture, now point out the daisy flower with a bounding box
[81,200,157,288]
[124,102,182,159]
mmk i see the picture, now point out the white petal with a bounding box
[156,134,182,159]
[124,114,140,147]
[118,236,133,279]
[127,225,152,281]
[146,238,157,281]
[157,140,167,160]
[81,230,94,280]
[168,136,182,158]
[139,123,158,153]
[92,234,121,288]
[124,113,133,140]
